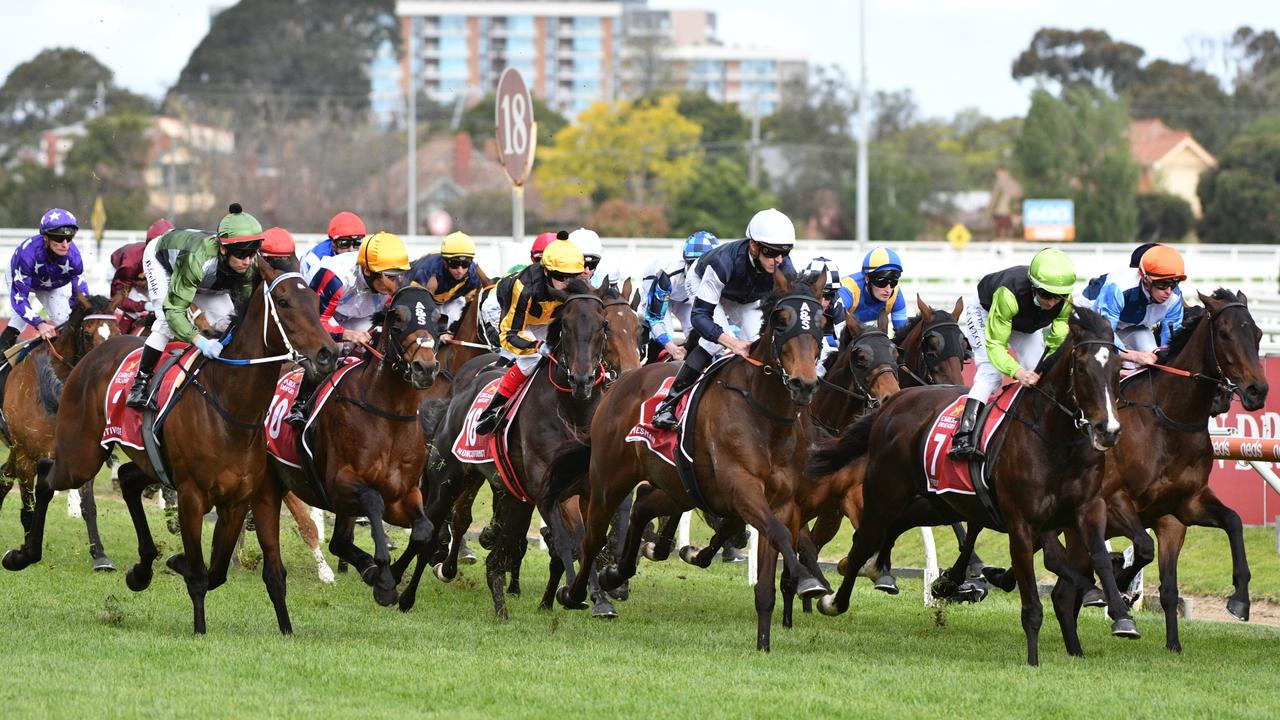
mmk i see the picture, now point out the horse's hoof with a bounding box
[337,560,349,573]
[478,525,497,550]
[92,555,117,572]
[398,592,417,613]
[981,566,1016,592]
[125,565,153,592]
[459,545,477,565]
[836,556,849,577]
[1111,618,1140,638]
[817,594,844,616]
[2,549,29,572]
[433,563,454,583]
[678,545,701,565]
[557,586,588,610]
[165,554,188,578]
[600,566,623,592]
[317,563,336,585]
[1081,586,1106,607]
[873,574,900,595]
[591,601,618,619]
[796,577,827,600]
[360,564,380,587]
[1226,598,1250,622]
[930,573,959,599]
[956,580,989,603]
[641,542,657,561]
[373,583,399,607]
[606,582,630,602]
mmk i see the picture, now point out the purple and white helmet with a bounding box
[39,208,79,237]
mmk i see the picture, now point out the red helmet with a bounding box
[146,218,174,242]
[327,211,366,240]
[530,232,557,261]
[260,227,296,257]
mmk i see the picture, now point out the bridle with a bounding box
[546,293,608,393]
[1023,338,1117,434]
[600,296,635,382]
[212,270,311,365]
[378,288,439,386]
[819,328,898,409]
[899,314,967,386]
[45,311,118,365]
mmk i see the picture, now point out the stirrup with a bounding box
[948,437,983,461]
[126,375,155,410]
[651,401,680,429]
[475,408,503,436]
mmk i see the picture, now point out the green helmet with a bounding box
[1028,248,1076,295]
[217,202,264,244]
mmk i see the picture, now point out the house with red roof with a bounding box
[1129,118,1216,217]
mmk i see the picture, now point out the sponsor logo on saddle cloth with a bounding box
[452,372,536,465]
[626,376,692,466]
[922,386,1021,495]
[100,343,198,451]
[265,357,364,467]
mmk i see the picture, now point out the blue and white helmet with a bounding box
[682,230,719,262]
[804,256,842,293]
[39,208,78,237]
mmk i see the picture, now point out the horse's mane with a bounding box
[1156,288,1234,364]
[1034,306,1111,375]
[35,352,62,415]
[754,270,822,341]
[893,313,924,349]
[62,294,113,329]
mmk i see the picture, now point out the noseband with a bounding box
[548,293,608,392]
[900,316,966,386]
[820,328,898,408]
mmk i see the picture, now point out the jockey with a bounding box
[568,227,618,292]
[285,231,410,425]
[641,230,718,362]
[838,247,908,334]
[405,231,490,344]
[474,239,586,435]
[479,231,566,345]
[652,208,797,429]
[1077,243,1186,369]
[301,211,366,282]
[110,219,174,335]
[260,227,298,260]
[126,203,267,408]
[949,248,1076,460]
[803,256,846,377]
[1,208,91,353]
[529,231,560,265]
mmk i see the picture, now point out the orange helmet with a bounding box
[1139,244,1186,281]
[260,227,296,257]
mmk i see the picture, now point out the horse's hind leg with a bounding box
[1047,531,1089,658]
[1,460,57,571]
[396,498,435,613]
[79,479,116,572]
[1006,520,1045,667]
[355,485,398,607]
[642,512,680,561]
[486,494,534,620]
[251,483,293,634]
[1077,498,1139,639]
[206,502,251,591]
[284,491,334,584]
[1179,488,1250,621]
[116,463,161,591]
[328,515,376,577]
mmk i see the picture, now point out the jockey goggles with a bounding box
[547,269,580,283]
[445,256,473,269]
[1149,277,1181,291]
[756,242,791,259]
[1034,286,1067,302]
[333,235,363,250]
[225,239,264,259]
[868,272,900,288]
[583,257,601,271]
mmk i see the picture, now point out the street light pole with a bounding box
[855,0,869,254]
[407,15,418,236]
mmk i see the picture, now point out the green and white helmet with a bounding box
[1028,248,1076,295]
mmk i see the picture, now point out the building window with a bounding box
[439,35,468,56]
[575,57,601,76]
[574,16,601,32]
[439,57,468,78]
[508,15,534,33]
[507,36,535,57]
[573,36,601,53]
[439,15,465,33]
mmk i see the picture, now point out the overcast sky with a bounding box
[0,0,1276,119]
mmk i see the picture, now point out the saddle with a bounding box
[921,385,1022,531]
[451,361,540,504]
[265,358,364,507]
[101,343,202,490]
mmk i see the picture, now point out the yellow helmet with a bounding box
[357,231,411,275]
[540,239,585,275]
[441,230,476,258]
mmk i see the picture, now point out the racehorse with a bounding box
[808,308,1137,666]
[426,292,494,401]
[420,279,640,619]
[0,294,119,570]
[556,270,830,651]
[270,286,441,610]
[3,254,337,635]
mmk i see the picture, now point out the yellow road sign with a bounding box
[947,223,971,250]
[90,196,106,242]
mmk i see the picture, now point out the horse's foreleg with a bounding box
[486,494,534,621]
[1179,488,1251,621]
[251,483,292,634]
[78,479,116,571]
[355,485,398,607]
[1,459,56,571]
[397,498,434,613]
[733,492,822,600]
[1078,498,1139,640]
[755,536,780,652]
[1105,495,1154,595]
[1006,520,1043,667]
[175,487,212,635]
[206,501,250,591]
[1154,515,1188,652]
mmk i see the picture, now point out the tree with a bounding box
[641,90,748,164]
[670,157,775,238]
[1012,28,1145,92]
[1197,119,1280,244]
[62,112,153,230]
[1134,192,1194,242]
[169,0,398,121]
[1126,60,1236,154]
[590,199,670,238]
[457,93,569,157]
[1014,87,1138,242]
[537,95,703,210]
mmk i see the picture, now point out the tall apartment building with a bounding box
[396,1,622,116]
[668,45,807,116]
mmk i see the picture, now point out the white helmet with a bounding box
[745,208,796,247]
[568,227,603,259]
[804,256,842,292]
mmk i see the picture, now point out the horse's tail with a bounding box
[35,352,63,415]
[806,409,879,478]
[543,438,593,505]
[418,397,450,444]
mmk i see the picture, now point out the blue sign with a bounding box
[1023,198,1075,241]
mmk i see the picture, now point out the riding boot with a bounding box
[126,345,163,410]
[0,326,19,354]
[652,353,705,430]
[474,390,511,436]
[285,375,318,427]
[947,398,986,461]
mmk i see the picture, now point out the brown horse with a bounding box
[557,270,829,651]
[426,292,494,401]
[0,295,119,570]
[3,255,337,635]
[808,308,1136,666]
[271,286,440,610]
[421,279,640,619]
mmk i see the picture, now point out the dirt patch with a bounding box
[1180,594,1280,628]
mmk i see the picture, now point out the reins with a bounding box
[209,271,309,366]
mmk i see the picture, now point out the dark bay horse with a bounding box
[0,294,119,570]
[557,270,830,651]
[3,255,337,635]
[422,279,640,619]
[808,308,1136,666]
[270,286,440,610]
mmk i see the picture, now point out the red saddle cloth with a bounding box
[265,358,364,468]
[451,372,536,466]
[100,344,199,451]
[922,386,1020,495]
[625,376,693,466]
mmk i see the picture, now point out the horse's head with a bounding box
[256,255,338,381]
[1055,308,1122,451]
[599,277,643,378]
[68,294,120,361]
[900,295,968,386]
[381,286,441,389]
[759,270,826,406]
[548,278,608,400]
[1199,289,1268,411]
[843,310,900,403]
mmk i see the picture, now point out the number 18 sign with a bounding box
[495,67,537,187]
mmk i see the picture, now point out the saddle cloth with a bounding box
[922,385,1020,495]
[100,343,199,451]
[625,376,691,466]
[451,366,539,503]
[265,358,364,468]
